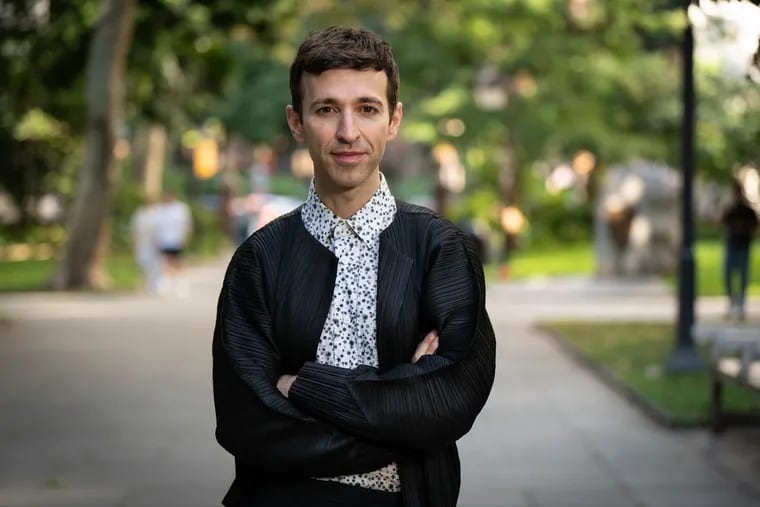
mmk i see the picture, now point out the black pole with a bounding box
[665,19,704,373]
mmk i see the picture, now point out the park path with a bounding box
[0,256,758,507]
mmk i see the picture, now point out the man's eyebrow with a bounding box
[309,97,385,108]
[356,97,384,106]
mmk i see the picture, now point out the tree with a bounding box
[0,1,94,221]
[49,0,137,289]
[45,0,288,289]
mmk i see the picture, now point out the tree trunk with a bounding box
[133,123,166,199]
[50,0,136,290]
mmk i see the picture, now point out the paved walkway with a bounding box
[0,257,758,507]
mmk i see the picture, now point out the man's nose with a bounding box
[336,112,360,142]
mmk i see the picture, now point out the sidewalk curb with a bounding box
[536,323,709,430]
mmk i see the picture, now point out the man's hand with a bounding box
[277,374,297,398]
[277,330,437,396]
[412,330,439,363]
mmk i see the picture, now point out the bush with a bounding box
[524,193,593,248]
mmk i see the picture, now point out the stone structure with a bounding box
[595,161,681,277]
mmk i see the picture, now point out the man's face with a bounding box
[286,68,402,201]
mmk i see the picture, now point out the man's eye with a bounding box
[316,106,335,114]
[360,106,379,114]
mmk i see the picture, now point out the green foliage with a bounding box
[220,46,292,143]
[525,196,593,247]
[268,174,309,198]
[188,201,230,257]
[126,0,264,127]
[695,74,760,179]
[5,0,760,276]
[110,176,146,254]
[449,188,502,232]
[1,0,290,225]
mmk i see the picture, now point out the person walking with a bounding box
[130,195,162,294]
[720,179,759,321]
[212,26,496,507]
[155,191,192,296]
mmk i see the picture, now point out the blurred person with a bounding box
[212,26,496,507]
[720,179,759,320]
[155,191,192,296]
[130,195,161,294]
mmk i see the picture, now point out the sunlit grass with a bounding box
[509,244,596,279]
[2,238,759,295]
[0,255,142,292]
[687,240,760,296]
[483,239,760,298]
[543,321,760,425]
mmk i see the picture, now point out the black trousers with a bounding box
[226,478,401,507]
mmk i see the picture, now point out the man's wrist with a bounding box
[277,374,297,397]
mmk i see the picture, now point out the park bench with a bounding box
[695,325,760,433]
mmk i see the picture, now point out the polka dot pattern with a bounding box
[301,174,400,492]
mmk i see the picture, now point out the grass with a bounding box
[508,243,596,279]
[2,237,758,295]
[688,240,760,296]
[542,320,760,426]
[0,255,142,293]
[483,239,760,297]
[484,243,595,280]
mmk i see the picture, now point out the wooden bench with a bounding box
[706,328,760,433]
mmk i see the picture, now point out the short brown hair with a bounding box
[289,26,400,121]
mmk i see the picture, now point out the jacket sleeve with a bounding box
[213,239,399,478]
[288,226,497,452]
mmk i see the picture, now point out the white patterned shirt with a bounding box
[301,174,400,492]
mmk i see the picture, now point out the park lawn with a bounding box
[485,239,760,297]
[542,321,760,426]
[484,243,596,280]
[2,238,758,295]
[688,240,760,296]
[511,244,596,278]
[0,255,142,292]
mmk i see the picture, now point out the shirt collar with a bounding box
[302,173,397,249]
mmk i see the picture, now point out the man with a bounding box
[720,179,758,321]
[213,26,496,507]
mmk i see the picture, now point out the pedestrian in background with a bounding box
[720,179,759,321]
[212,26,496,507]
[130,195,161,294]
[155,191,192,297]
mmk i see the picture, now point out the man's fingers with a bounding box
[411,330,438,363]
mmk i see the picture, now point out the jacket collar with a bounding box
[289,206,414,367]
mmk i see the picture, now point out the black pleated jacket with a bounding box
[213,201,497,507]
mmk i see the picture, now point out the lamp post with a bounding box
[665,3,704,373]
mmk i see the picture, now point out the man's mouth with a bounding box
[331,151,365,164]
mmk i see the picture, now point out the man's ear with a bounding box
[286,105,305,143]
[388,102,403,141]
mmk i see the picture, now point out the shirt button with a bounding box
[335,222,351,237]
[342,316,351,324]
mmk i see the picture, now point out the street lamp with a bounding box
[665,2,704,373]
[666,0,760,371]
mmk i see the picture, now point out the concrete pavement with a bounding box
[0,257,758,507]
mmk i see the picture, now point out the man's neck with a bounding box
[315,175,382,219]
